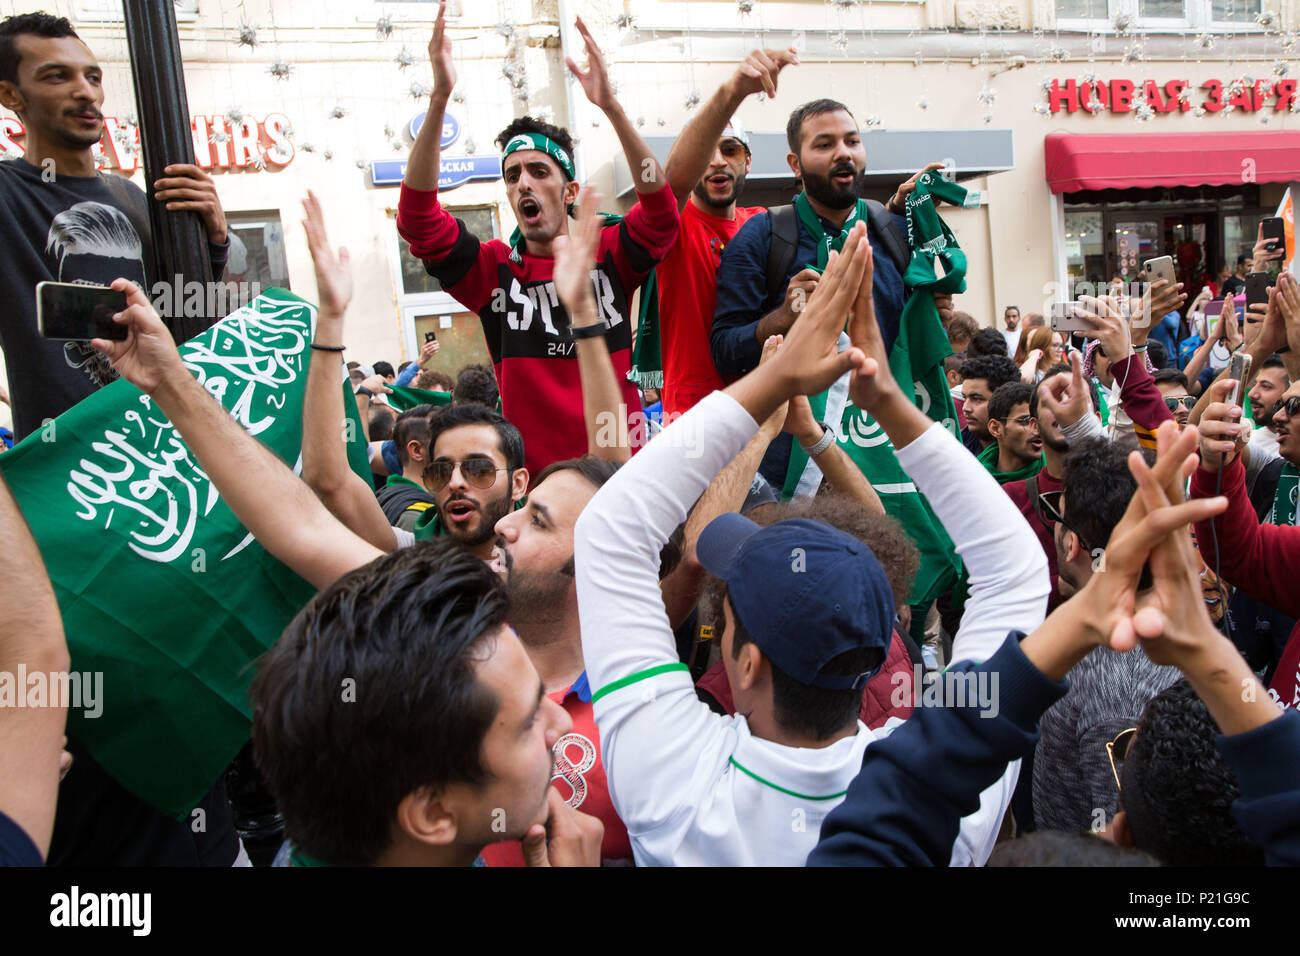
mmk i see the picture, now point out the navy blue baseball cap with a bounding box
[697,515,894,691]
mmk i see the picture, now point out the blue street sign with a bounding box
[409,110,460,150]
[369,155,502,190]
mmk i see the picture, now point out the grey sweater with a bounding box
[1032,645,1179,832]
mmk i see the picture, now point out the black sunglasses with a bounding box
[1272,396,1300,418]
[1037,489,1088,550]
[424,459,508,491]
[1164,396,1196,412]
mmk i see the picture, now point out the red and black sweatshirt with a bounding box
[397,182,680,478]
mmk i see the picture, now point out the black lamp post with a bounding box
[122,0,215,342]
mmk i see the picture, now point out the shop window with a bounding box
[398,205,498,297]
[225,211,291,304]
[1056,0,1261,30]
[77,1,199,22]
[1065,209,1105,291]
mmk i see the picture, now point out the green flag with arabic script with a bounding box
[0,288,369,818]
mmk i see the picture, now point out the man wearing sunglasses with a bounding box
[414,405,528,561]
[1152,369,1195,429]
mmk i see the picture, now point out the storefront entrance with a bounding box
[1063,189,1273,297]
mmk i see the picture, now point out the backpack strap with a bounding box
[864,198,911,275]
[1026,473,1047,526]
[764,204,799,307]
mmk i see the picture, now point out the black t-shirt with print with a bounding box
[0,158,228,441]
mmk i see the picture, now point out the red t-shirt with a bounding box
[1003,469,1064,611]
[656,201,764,418]
[397,183,680,478]
[478,672,632,866]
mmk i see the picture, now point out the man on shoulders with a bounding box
[710,97,950,486]
[657,48,797,418]
[396,5,678,476]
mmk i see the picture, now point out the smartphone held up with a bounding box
[37,281,129,342]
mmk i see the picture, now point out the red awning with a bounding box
[1044,130,1300,194]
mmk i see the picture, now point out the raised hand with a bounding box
[845,228,901,414]
[1196,377,1246,470]
[1076,294,1130,361]
[1077,421,1226,653]
[1274,270,1300,354]
[888,162,947,214]
[1037,351,1092,429]
[302,191,352,320]
[771,222,874,399]
[731,47,798,99]
[428,0,456,97]
[418,337,440,364]
[1123,423,1230,668]
[758,335,790,437]
[91,279,185,395]
[566,17,618,113]
[551,186,602,321]
[1129,278,1185,344]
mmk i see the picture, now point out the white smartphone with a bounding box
[1228,351,1253,411]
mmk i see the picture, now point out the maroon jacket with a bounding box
[1192,456,1300,711]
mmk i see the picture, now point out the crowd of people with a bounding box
[0,4,1298,870]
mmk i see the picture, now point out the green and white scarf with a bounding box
[1269,462,1299,528]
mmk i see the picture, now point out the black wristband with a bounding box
[569,323,608,340]
[355,386,374,398]
[310,343,346,352]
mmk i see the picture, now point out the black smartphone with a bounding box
[1260,216,1285,255]
[37,281,128,341]
[1245,272,1271,311]
[424,330,437,343]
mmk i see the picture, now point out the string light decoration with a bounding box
[376,15,395,39]
[237,22,258,49]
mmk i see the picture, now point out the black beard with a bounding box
[801,164,865,210]
[692,171,746,209]
[1042,433,1069,454]
[441,489,513,548]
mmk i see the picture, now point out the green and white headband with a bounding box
[501,133,575,181]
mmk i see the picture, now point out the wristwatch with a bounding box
[355,386,374,398]
[799,422,836,458]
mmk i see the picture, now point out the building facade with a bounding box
[1,0,1297,426]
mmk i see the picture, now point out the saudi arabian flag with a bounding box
[0,288,369,818]
[838,172,979,606]
[386,384,453,412]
